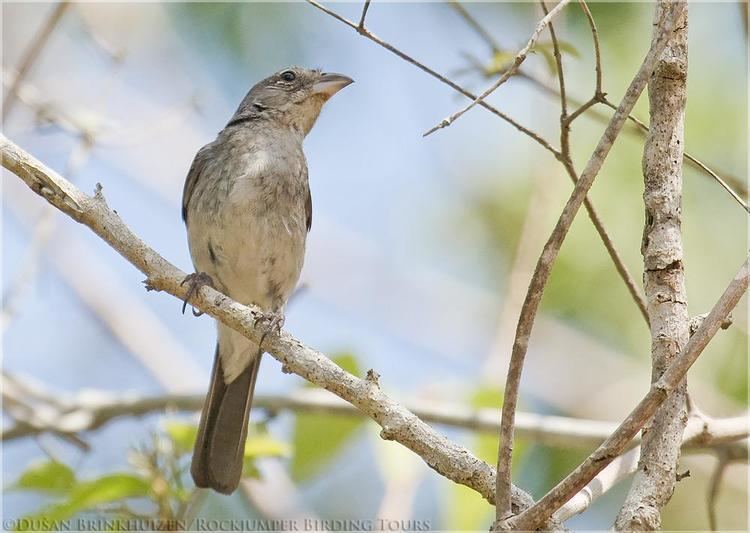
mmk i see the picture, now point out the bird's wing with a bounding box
[305,182,312,232]
[182,143,214,223]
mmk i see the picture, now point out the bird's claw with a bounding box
[255,311,285,351]
[180,272,214,316]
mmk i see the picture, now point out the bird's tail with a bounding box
[191,345,261,494]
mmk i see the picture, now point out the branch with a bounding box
[5,374,746,450]
[6,370,745,525]
[423,0,572,137]
[2,1,70,120]
[493,2,687,524]
[449,0,502,53]
[357,0,371,29]
[510,255,748,530]
[707,443,747,531]
[0,135,535,512]
[615,3,690,529]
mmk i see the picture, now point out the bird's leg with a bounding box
[180,272,215,316]
[255,311,285,352]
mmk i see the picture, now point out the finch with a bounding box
[182,67,353,494]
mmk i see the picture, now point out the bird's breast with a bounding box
[186,140,309,312]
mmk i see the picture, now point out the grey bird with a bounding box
[181,67,353,494]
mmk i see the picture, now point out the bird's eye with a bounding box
[280,70,296,82]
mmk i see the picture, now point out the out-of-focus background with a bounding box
[2,1,747,530]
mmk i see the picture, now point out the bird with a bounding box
[181,67,353,494]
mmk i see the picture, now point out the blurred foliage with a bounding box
[10,422,289,529]
[291,353,366,481]
[168,3,304,71]
[11,460,151,530]
[486,40,580,78]
[463,1,747,367]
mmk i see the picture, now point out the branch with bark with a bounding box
[615,2,690,529]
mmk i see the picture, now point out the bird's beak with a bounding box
[313,73,354,97]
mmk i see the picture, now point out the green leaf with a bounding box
[557,40,580,57]
[488,50,515,74]
[11,460,76,494]
[532,40,581,75]
[16,473,151,530]
[471,387,503,410]
[66,474,151,511]
[290,353,365,481]
[165,421,198,453]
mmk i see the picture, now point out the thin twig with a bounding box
[511,255,748,530]
[707,453,728,531]
[357,0,372,30]
[542,0,568,121]
[0,135,536,511]
[493,3,686,524]
[577,0,603,97]
[563,0,605,126]
[3,1,70,121]
[305,0,560,157]
[424,0,572,137]
[449,1,501,53]
[706,444,748,531]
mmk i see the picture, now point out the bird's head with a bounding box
[230,67,353,135]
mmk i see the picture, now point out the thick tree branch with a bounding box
[509,255,748,530]
[0,134,535,511]
[493,2,686,524]
[615,3,690,529]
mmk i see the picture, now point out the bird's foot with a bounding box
[180,272,214,316]
[255,311,285,351]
